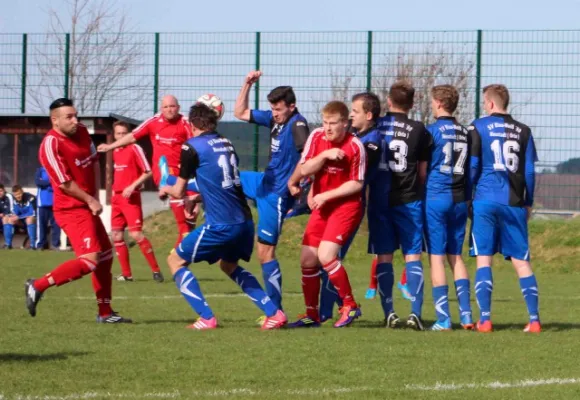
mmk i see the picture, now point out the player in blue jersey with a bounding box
[469,84,540,333]
[373,81,430,331]
[424,85,473,331]
[2,185,37,249]
[160,103,287,330]
[234,71,310,313]
[315,93,382,322]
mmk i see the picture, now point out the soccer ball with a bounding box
[197,94,225,121]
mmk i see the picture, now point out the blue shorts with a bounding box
[175,219,254,265]
[368,200,423,256]
[240,171,292,245]
[470,200,530,261]
[424,199,467,255]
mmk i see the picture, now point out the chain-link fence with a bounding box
[1,30,579,209]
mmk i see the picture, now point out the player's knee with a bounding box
[377,254,394,264]
[404,253,421,263]
[512,258,533,277]
[257,242,275,264]
[219,260,237,275]
[111,231,124,242]
[81,252,99,265]
[129,230,144,242]
[26,217,36,224]
[167,252,186,275]
[300,250,318,269]
[317,244,340,266]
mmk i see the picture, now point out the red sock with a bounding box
[114,240,132,277]
[170,200,192,247]
[323,258,357,308]
[33,258,97,292]
[301,267,321,321]
[92,249,113,317]
[400,268,407,285]
[137,237,160,273]
[369,258,378,290]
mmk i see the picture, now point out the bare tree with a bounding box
[27,0,150,116]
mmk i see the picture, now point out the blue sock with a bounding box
[475,266,493,322]
[376,263,394,317]
[519,275,539,323]
[319,270,341,321]
[3,224,14,246]
[27,223,37,249]
[454,278,472,319]
[231,266,278,317]
[406,261,424,316]
[432,285,450,323]
[173,267,214,319]
[261,260,283,310]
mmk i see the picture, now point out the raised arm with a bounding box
[234,70,262,121]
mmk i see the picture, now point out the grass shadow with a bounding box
[0,351,90,362]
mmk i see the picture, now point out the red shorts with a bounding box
[55,207,111,257]
[302,203,363,248]
[111,192,143,232]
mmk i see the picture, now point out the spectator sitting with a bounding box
[0,184,11,246]
[2,185,37,250]
[35,166,61,250]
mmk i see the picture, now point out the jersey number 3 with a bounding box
[218,154,241,188]
[378,139,408,172]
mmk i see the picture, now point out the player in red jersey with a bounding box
[24,98,131,323]
[110,121,164,283]
[288,101,366,329]
[98,95,197,246]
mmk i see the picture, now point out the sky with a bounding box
[1,0,580,33]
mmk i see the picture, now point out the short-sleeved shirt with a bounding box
[300,128,366,209]
[469,113,537,207]
[249,109,309,197]
[39,125,98,211]
[112,144,151,193]
[425,116,470,203]
[12,192,37,218]
[133,113,191,182]
[179,132,252,226]
[377,112,430,206]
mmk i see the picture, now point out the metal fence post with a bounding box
[253,31,261,172]
[20,33,27,113]
[366,31,373,92]
[153,33,160,114]
[64,33,70,98]
[474,30,483,119]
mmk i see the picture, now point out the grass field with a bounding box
[2,211,580,399]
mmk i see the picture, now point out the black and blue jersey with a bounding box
[179,132,252,225]
[13,192,36,218]
[425,116,470,203]
[469,113,537,207]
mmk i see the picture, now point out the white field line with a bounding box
[406,377,580,391]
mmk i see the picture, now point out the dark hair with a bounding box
[189,103,218,132]
[0,184,4,190]
[12,185,23,193]
[432,85,459,114]
[352,92,381,121]
[49,98,74,111]
[113,121,130,131]
[483,84,510,109]
[267,86,296,106]
[389,81,415,112]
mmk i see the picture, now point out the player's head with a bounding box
[160,95,180,121]
[350,92,381,131]
[267,86,296,124]
[113,121,130,141]
[0,184,5,198]
[387,81,415,113]
[12,185,23,202]
[321,101,350,143]
[431,85,459,118]
[483,84,509,115]
[188,103,218,136]
[49,98,78,136]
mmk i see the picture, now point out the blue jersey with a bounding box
[179,132,252,225]
[13,192,36,218]
[35,167,54,207]
[469,113,537,207]
[355,126,383,208]
[249,109,309,197]
[0,193,13,215]
[425,116,470,202]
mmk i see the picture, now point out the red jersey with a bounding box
[300,128,366,207]
[132,113,191,183]
[39,124,98,211]
[112,144,151,193]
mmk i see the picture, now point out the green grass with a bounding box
[2,212,580,399]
